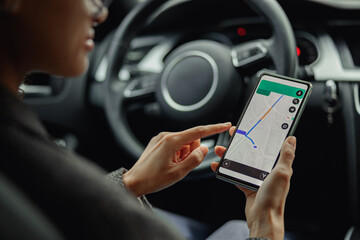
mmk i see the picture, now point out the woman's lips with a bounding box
[85,29,95,51]
[85,39,94,51]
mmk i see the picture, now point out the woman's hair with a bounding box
[0,0,21,17]
[1,0,23,98]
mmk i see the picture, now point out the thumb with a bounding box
[277,136,296,169]
[211,162,219,172]
[178,146,208,173]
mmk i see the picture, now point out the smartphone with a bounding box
[215,72,312,191]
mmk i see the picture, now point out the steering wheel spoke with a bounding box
[123,73,159,100]
[231,40,270,69]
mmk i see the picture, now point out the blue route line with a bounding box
[246,119,261,137]
[237,130,256,147]
[245,135,255,144]
[271,94,284,108]
[237,94,284,148]
[246,94,284,137]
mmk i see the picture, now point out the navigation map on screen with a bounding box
[219,75,309,187]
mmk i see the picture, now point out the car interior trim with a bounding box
[95,56,108,82]
[340,83,359,223]
[353,84,360,116]
[313,34,360,81]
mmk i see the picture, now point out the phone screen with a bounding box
[217,73,311,190]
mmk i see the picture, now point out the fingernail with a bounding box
[287,136,296,147]
[223,122,232,126]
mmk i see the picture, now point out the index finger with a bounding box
[176,123,232,147]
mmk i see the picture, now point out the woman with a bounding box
[0,0,296,239]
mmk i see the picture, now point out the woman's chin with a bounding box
[28,54,90,78]
[53,58,89,78]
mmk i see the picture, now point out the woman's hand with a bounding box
[211,127,296,240]
[122,122,232,197]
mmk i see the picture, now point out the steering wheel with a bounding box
[103,0,298,177]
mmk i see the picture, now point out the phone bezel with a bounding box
[215,72,313,191]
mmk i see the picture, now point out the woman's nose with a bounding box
[94,6,108,25]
